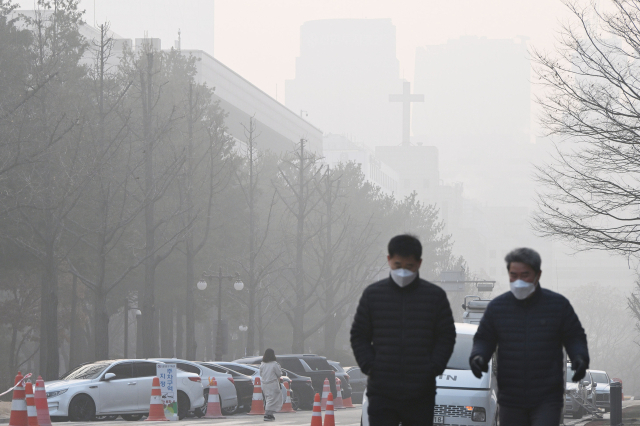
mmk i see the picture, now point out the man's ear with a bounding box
[418,258,423,269]
[387,255,391,262]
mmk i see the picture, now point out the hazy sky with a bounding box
[17,0,574,102]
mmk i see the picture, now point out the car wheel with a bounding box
[195,402,207,418]
[68,394,96,422]
[290,390,300,411]
[178,391,190,420]
[221,403,238,416]
[121,414,144,421]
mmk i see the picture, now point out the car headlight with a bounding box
[471,407,486,422]
[46,389,68,398]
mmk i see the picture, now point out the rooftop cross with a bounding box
[389,81,424,146]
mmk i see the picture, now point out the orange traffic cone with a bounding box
[334,378,345,409]
[342,392,355,409]
[279,381,295,413]
[310,393,322,426]
[145,377,168,421]
[324,393,335,426]
[248,377,265,415]
[320,378,331,410]
[34,377,52,426]
[9,372,27,426]
[25,382,38,426]
[204,377,226,419]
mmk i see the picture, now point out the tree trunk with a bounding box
[175,303,184,359]
[69,276,79,368]
[185,243,197,359]
[141,52,159,358]
[292,141,306,354]
[40,240,59,380]
[160,303,174,357]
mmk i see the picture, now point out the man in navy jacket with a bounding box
[351,234,456,426]
[470,247,589,426]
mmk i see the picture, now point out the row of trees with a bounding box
[0,0,464,384]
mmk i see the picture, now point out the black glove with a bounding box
[470,355,488,379]
[572,356,587,382]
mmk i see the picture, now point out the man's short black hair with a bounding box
[505,247,542,273]
[388,234,422,261]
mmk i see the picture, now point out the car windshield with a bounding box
[446,333,474,370]
[64,362,110,380]
[303,358,332,371]
[566,369,573,382]
[591,372,609,384]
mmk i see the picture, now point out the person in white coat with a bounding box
[259,348,283,421]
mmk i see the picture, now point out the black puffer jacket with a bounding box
[470,284,589,408]
[350,275,456,399]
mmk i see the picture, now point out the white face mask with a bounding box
[390,268,417,287]
[510,279,537,300]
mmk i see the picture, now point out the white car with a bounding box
[45,359,206,421]
[362,323,499,426]
[152,358,238,415]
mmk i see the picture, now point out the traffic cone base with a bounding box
[278,382,295,413]
[324,393,336,426]
[343,395,356,408]
[204,377,226,419]
[9,372,27,426]
[34,377,52,426]
[248,377,265,415]
[310,393,322,426]
[145,377,168,421]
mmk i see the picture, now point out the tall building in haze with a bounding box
[412,36,531,201]
[286,19,404,147]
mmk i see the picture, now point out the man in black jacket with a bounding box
[351,234,456,426]
[470,247,589,426]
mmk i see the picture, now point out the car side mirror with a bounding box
[103,373,116,381]
[582,380,590,386]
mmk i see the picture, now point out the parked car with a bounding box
[325,360,353,400]
[196,362,254,413]
[236,354,337,398]
[564,364,587,419]
[151,358,238,416]
[281,368,316,410]
[213,362,290,408]
[586,369,612,412]
[362,323,499,426]
[344,366,366,404]
[45,359,205,421]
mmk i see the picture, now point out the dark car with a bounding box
[327,360,353,400]
[197,362,254,413]
[281,368,316,410]
[236,354,337,398]
[344,366,366,404]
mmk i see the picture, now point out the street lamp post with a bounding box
[198,267,243,361]
[123,298,142,359]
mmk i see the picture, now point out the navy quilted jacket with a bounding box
[470,284,589,408]
[350,275,456,399]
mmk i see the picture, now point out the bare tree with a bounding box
[532,0,640,257]
[234,117,281,356]
[275,138,324,353]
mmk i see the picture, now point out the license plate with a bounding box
[433,416,444,424]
